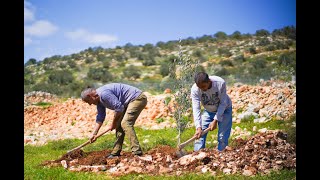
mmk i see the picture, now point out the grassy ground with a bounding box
[24,115,296,179]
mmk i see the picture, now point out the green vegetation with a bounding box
[33,102,53,108]
[156,118,165,124]
[24,114,296,179]
[24,26,296,97]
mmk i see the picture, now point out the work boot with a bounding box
[106,153,120,159]
[133,151,143,156]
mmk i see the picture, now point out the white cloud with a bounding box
[65,29,87,40]
[24,37,32,46]
[24,1,35,22]
[65,29,118,44]
[25,20,59,37]
[24,0,58,47]
[24,7,34,22]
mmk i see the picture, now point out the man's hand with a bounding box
[194,127,202,139]
[208,119,218,131]
[89,134,97,143]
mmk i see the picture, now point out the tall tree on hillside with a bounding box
[255,29,270,37]
[230,31,242,40]
[156,41,166,49]
[197,34,214,43]
[25,58,37,66]
[272,26,296,40]
[214,31,228,40]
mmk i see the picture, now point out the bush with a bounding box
[160,62,170,77]
[123,65,141,80]
[251,57,267,69]
[218,48,232,57]
[215,67,230,76]
[48,70,74,85]
[286,115,296,144]
[32,83,63,95]
[247,47,257,54]
[233,54,245,63]
[219,60,234,67]
[87,67,113,82]
[265,45,276,51]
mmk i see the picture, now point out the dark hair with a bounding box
[194,72,209,84]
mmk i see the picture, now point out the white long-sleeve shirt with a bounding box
[191,76,232,129]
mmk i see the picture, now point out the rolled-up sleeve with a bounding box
[191,88,202,129]
[214,82,228,122]
[96,103,106,123]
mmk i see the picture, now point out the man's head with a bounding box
[81,88,100,105]
[194,72,211,91]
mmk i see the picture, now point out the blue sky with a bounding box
[24,0,296,64]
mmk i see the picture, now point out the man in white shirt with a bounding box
[191,72,233,151]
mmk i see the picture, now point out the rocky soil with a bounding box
[42,130,295,177]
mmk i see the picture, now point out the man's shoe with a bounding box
[106,154,120,158]
[133,152,143,156]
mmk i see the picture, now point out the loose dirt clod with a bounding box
[41,149,87,167]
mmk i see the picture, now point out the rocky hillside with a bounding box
[24,26,296,97]
[24,79,296,146]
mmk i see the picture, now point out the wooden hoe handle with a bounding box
[178,128,210,150]
[67,128,111,153]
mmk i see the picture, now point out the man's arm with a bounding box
[191,85,202,138]
[89,121,103,143]
[208,119,218,131]
[213,81,229,122]
[109,111,123,130]
[89,103,107,143]
[92,121,103,135]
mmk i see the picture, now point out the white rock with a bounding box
[201,166,208,173]
[223,168,232,174]
[139,155,153,162]
[258,128,268,133]
[60,160,68,169]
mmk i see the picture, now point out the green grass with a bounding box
[33,102,53,108]
[25,114,296,179]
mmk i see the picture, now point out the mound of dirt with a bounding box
[42,130,295,177]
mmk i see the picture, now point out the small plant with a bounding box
[240,115,256,123]
[33,101,53,108]
[155,118,164,124]
[169,39,201,145]
[164,96,171,106]
[236,107,244,114]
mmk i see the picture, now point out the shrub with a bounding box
[48,70,74,85]
[123,65,141,80]
[160,62,170,77]
[87,67,113,82]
